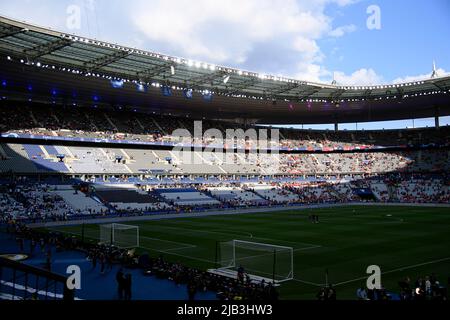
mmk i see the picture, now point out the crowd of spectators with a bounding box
[398,274,448,300]
[1,103,449,150]
[0,173,448,223]
[1,182,74,221]
[143,255,278,300]
[279,150,449,175]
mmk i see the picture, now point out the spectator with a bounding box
[124,274,132,300]
[116,268,125,300]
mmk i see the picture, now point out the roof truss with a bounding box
[83,50,131,72]
[23,37,72,59]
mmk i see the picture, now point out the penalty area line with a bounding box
[137,245,215,264]
[334,256,450,287]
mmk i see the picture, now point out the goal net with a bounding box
[214,240,293,283]
[99,223,140,248]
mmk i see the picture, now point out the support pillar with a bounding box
[435,106,440,129]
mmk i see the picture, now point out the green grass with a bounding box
[44,205,450,299]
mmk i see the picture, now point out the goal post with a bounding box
[99,223,139,248]
[213,240,293,284]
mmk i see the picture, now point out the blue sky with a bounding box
[1,0,449,129]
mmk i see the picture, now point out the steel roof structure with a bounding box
[1,15,449,125]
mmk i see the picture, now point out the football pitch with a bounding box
[45,205,450,299]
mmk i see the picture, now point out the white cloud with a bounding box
[392,68,450,83]
[331,0,360,6]
[129,0,363,79]
[0,0,365,84]
[292,36,324,63]
[294,63,331,83]
[334,68,383,85]
[130,0,336,64]
[328,24,356,37]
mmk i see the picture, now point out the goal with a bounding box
[99,223,140,248]
[211,240,293,284]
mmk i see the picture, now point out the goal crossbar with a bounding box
[100,223,140,248]
[213,239,294,284]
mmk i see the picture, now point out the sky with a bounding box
[1,0,449,129]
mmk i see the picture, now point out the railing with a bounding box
[0,256,74,301]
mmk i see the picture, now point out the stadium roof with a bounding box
[1,15,450,125]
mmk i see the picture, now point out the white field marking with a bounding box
[138,245,215,264]
[50,228,197,252]
[141,241,319,265]
[209,229,253,238]
[49,228,206,262]
[294,245,322,251]
[54,223,321,250]
[52,226,206,254]
[138,224,320,248]
[333,256,450,287]
[248,236,322,248]
[364,220,406,225]
[291,278,324,287]
[233,245,322,264]
[363,216,410,225]
[140,235,197,250]
[138,223,254,239]
[316,215,384,222]
[47,228,97,239]
[50,228,323,286]
[163,246,198,252]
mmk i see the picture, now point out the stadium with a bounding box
[0,2,449,306]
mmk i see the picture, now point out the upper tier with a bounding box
[1,103,449,151]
